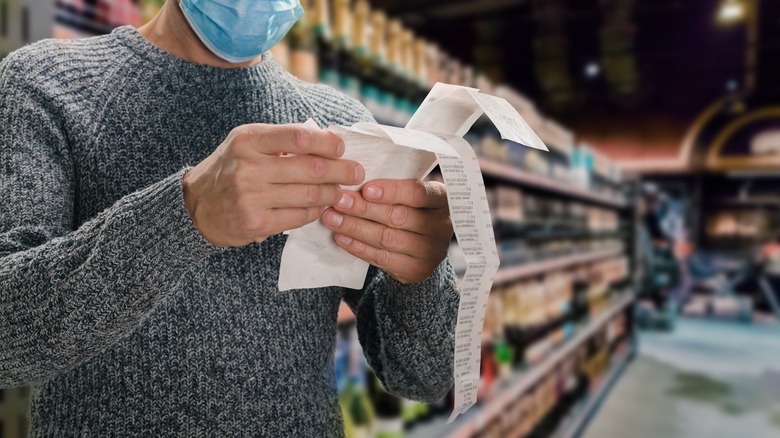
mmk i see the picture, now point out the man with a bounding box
[0,0,459,436]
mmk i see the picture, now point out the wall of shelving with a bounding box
[337,137,637,437]
[1,2,638,437]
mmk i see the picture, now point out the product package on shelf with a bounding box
[55,0,144,37]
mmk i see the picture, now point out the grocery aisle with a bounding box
[583,319,780,438]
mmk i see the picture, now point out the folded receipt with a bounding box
[279,82,548,422]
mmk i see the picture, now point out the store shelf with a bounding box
[478,158,628,209]
[494,247,624,286]
[340,247,622,322]
[338,302,355,324]
[704,197,780,207]
[493,221,626,241]
[553,346,635,438]
[406,293,635,438]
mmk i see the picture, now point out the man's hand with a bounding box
[183,123,365,248]
[322,179,453,284]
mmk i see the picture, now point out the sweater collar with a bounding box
[111,25,286,87]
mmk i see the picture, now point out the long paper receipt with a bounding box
[279,82,548,423]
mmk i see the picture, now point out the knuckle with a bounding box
[287,208,313,228]
[325,185,342,205]
[375,249,391,267]
[307,207,322,222]
[379,227,397,249]
[307,157,328,179]
[221,136,240,156]
[230,161,252,190]
[227,166,245,191]
[232,124,256,141]
[345,216,360,235]
[291,127,313,150]
[303,185,321,204]
[227,126,244,142]
[298,207,316,224]
[356,195,370,215]
[243,213,265,234]
[236,196,256,218]
[389,205,408,227]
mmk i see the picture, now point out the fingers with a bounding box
[263,184,343,208]
[332,190,442,234]
[332,234,435,284]
[265,154,365,185]
[362,179,448,209]
[322,208,438,258]
[229,123,345,159]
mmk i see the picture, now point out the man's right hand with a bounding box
[183,123,365,248]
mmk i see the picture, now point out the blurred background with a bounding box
[2,0,780,437]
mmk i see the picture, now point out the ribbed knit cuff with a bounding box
[380,258,460,326]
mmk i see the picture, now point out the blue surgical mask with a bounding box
[180,0,304,64]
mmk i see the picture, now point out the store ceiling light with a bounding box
[585,62,600,78]
[718,0,746,24]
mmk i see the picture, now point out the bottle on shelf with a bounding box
[494,337,514,379]
[335,328,356,436]
[385,19,407,126]
[311,0,339,88]
[352,0,377,110]
[448,59,464,86]
[399,28,418,119]
[369,376,404,438]
[346,387,374,438]
[413,39,429,89]
[368,11,393,122]
[141,0,165,24]
[477,341,497,401]
[288,0,319,83]
[333,0,361,99]
[340,327,375,438]
[425,43,442,86]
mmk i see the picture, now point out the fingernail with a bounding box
[337,193,354,209]
[336,234,353,245]
[337,140,345,157]
[324,211,343,227]
[354,165,365,184]
[364,185,382,200]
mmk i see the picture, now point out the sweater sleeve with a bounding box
[0,57,220,387]
[344,261,460,403]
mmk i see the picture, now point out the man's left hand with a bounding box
[322,179,453,284]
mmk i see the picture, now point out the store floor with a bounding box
[583,318,780,438]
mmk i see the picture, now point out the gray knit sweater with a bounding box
[0,26,459,437]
